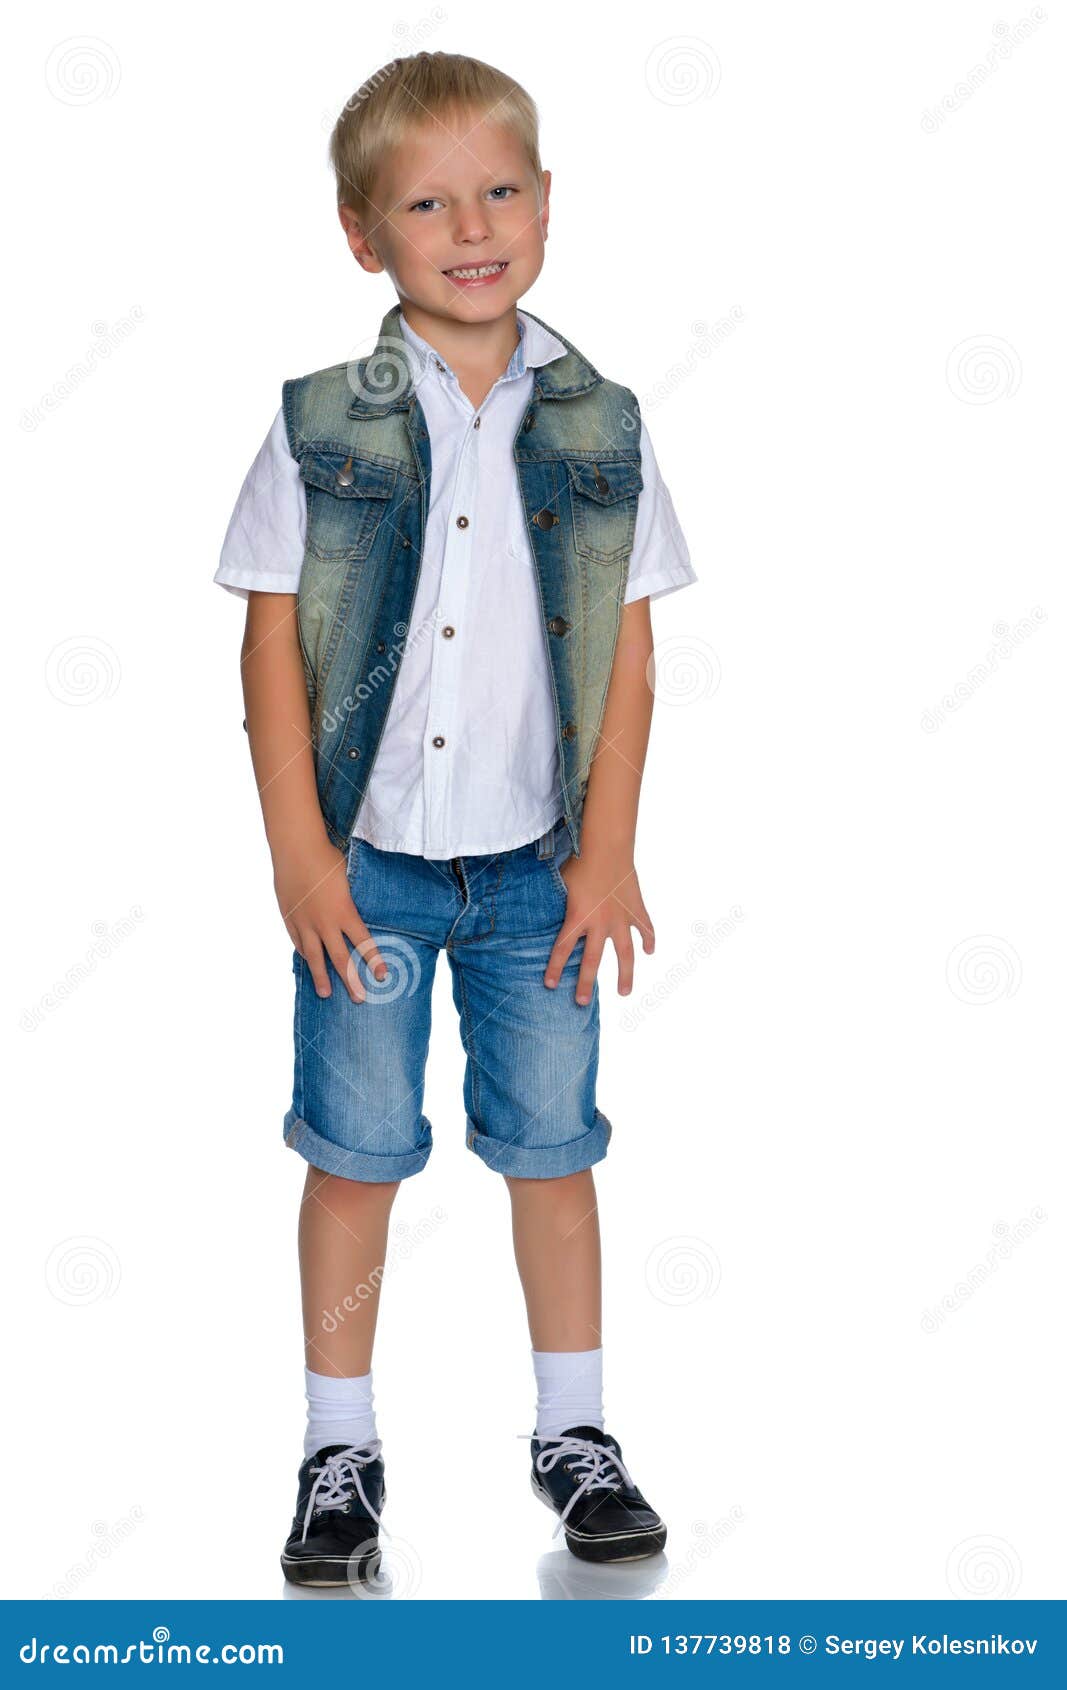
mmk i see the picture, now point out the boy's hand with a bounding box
[273,835,388,1003]
[543,848,655,1005]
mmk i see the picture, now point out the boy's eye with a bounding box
[409,186,518,213]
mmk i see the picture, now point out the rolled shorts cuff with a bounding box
[465,1108,612,1179]
[283,1110,431,1183]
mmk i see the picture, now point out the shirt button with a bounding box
[456,515,469,529]
[442,626,456,638]
[435,359,446,371]
[473,416,481,429]
[432,735,446,748]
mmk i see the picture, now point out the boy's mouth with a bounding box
[442,259,510,286]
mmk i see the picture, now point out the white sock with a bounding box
[532,1347,604,1440]
[304,1367,378,1458]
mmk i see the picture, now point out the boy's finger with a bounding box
[615,935,636,996]
[344,916,388,983]
[575,933,604,1006]
[303,935,332,999]
[323,934,365,1003]
[543,925,576,989]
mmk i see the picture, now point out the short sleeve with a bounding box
[214,406,306,599]
[623,419,698,605]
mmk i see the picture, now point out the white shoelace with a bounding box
[301,1441,384,1544]
[532,1434,635,1536]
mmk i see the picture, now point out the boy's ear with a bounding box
[338,202,385,274]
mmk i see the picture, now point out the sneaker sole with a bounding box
[530,1474,667,1563]
[280,1548,381,1588]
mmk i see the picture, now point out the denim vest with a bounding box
[281,302,643,859]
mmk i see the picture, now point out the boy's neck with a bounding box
[397,298,521,388]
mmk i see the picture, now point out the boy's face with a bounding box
[340,105,550,328]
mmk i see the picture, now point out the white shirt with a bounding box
[215,309,697,857]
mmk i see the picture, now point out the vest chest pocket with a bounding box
[565,458,644,566]
[298,447,397,564]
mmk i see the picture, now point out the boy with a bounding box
[215,51,697,1586]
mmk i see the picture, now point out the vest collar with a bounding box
[346,301,603,418]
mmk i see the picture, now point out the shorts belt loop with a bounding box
[535,820,557,859]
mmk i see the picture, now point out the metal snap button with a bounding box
[336,456,354,488]
[442,626,455,638]
[548,616,570,636]
[562,721,577,740]
[347,747,360,759]
[594,473,609,494]
[456,515,469,529]
[535,509,558,530]
[432,735,446,748]
[376,640,386,653]
[523,412,535,431]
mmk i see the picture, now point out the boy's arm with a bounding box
[543,596,656,1004]
[241,591,386,999]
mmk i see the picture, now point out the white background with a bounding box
[4,1,1064,1603]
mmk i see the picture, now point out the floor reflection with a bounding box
[536,1548,669,1600]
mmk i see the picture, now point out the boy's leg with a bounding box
[299,1166,400,1377]
[505,1168,601,1352]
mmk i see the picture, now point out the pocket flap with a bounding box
[298,447,396,500]
[566,458,644,504]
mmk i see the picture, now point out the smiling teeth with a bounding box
[446,261,507,279]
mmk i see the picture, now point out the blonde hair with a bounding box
[329,51,542,230]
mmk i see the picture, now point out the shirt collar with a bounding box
[395,308,567,390]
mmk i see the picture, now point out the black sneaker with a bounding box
[530,1424,667,1562]
[280,1441,385,1587]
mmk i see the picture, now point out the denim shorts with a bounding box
[282,816,612,1182]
